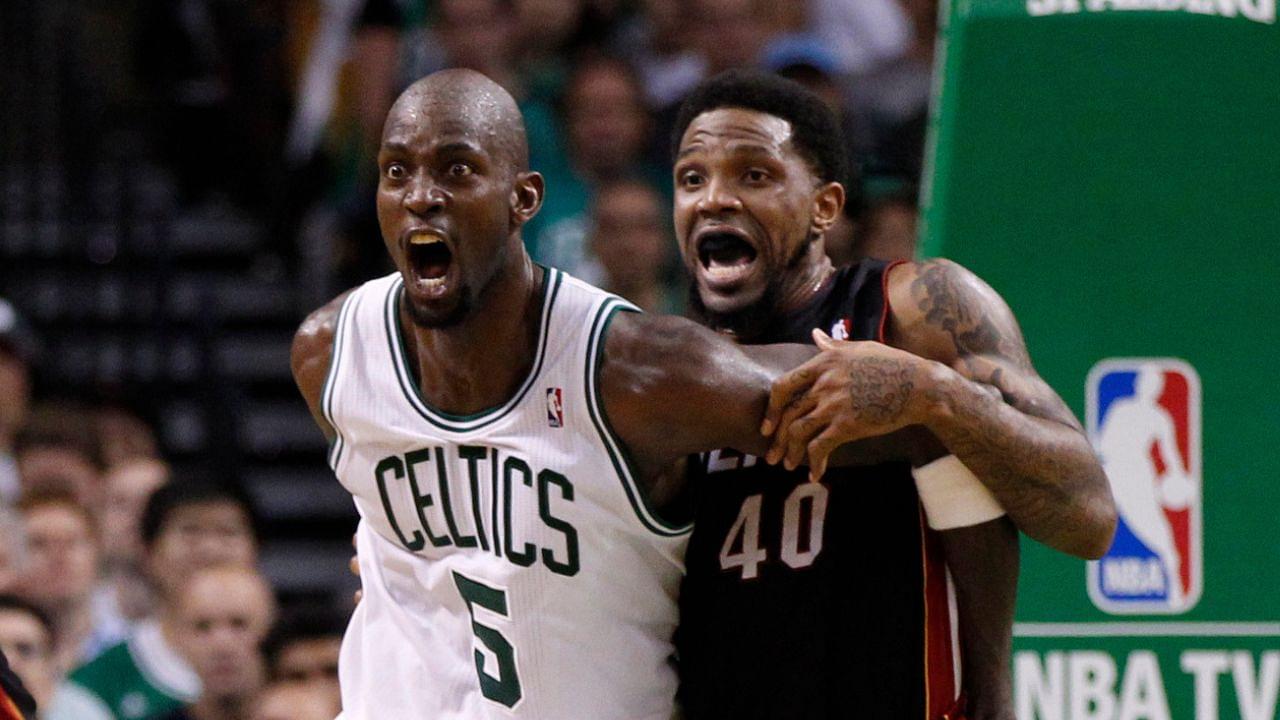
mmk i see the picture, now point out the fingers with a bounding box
[811,328,836,349]
[807,430,841,483]
[350,533,363,604]
[762,360,823,436]
[765,394,818,465]
[780,415,826,471]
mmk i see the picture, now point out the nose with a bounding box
[404,177,446,216]
[694,176,742,216]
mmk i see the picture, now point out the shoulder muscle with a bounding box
[291,290,352,439]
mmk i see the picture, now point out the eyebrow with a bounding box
[677,142,780,160]
[379,140,485,156]
[437,141,484,155]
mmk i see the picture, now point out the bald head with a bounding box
[385,69,529,171]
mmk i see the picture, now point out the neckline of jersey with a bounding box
[383,266,563,432]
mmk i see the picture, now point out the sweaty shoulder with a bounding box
[291,290,353,440]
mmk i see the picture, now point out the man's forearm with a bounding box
[940,518,1018,720]
[922,367,1117,559]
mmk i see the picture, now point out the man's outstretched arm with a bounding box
[763,259,1117,559]
[598,309,816,484]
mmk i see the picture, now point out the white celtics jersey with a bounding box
[325,269,691,719]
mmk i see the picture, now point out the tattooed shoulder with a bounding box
[898,259,1032,369]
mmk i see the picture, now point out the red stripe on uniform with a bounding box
[877,260,910,344]
[0,691,25,720]
[919,506,958,719]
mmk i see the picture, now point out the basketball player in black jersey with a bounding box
[668,71,1116,720]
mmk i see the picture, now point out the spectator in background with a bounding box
[15,491,127,673]
[513,0,589,100]
[0,298,35,506]
[250,682,338,720]
[614,0,704,109]
[526,54,661,275]
[95,409,160,470]
[0,510,27,594]
[47,479,259,720]
[13,405,106,507]
[157,565,276,720]
[264,609,345,713]
[587,178,683,314]
[858,185,921,263]
[98,459,171,622]
[432,0,522,95]
[692,0,771,76]
[0,595,58,712]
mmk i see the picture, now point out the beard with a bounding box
[685,236,811,342]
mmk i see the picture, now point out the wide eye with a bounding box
[385,162,406,180]
[678,170,704,189]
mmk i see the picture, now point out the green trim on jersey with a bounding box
[64,642,187,720]
[585,299,694,537]
[382,268,563,432]
[323,291,358,470]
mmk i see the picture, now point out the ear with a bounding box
[510,171,545,228]
[809,181,845,235]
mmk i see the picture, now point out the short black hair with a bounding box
[139,474,259,548]
[671,69,850,190]
[264,604,350,670]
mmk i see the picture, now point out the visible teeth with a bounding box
[409,233,444,245]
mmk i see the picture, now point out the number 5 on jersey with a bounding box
[452,572,523,708]
[719,483,829,579]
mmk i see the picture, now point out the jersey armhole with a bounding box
[584,299,693,538]
[321,291,358,472]
[877,259,910,344]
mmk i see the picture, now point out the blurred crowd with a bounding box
[0,302,343,719]
[314,0,936,301]
[2,0,941,717]
[29,0,937,306]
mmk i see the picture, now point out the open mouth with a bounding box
[406,231,453,285]
[696,229,758,285]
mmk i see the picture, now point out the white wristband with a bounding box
[913,455,1005,530]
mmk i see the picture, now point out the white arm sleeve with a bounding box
[913,455,1006,530]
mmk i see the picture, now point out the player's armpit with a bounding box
[290,291,351,443]
[597,311,814,484]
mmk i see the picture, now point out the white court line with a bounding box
[1015,623,1280,638]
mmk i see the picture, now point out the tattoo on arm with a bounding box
[892,260,1114,557]
[908,260,1081,431]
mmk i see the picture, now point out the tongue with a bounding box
[413,244,451,280]
[422,258,449,280]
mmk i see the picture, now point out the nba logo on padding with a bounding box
[1087,358,1202,614]
[546,388,564,428]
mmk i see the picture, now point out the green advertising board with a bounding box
[921,1,1280,718]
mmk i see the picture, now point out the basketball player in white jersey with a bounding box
[291,69,838,718]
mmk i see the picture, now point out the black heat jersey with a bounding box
[676,259,959,720]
